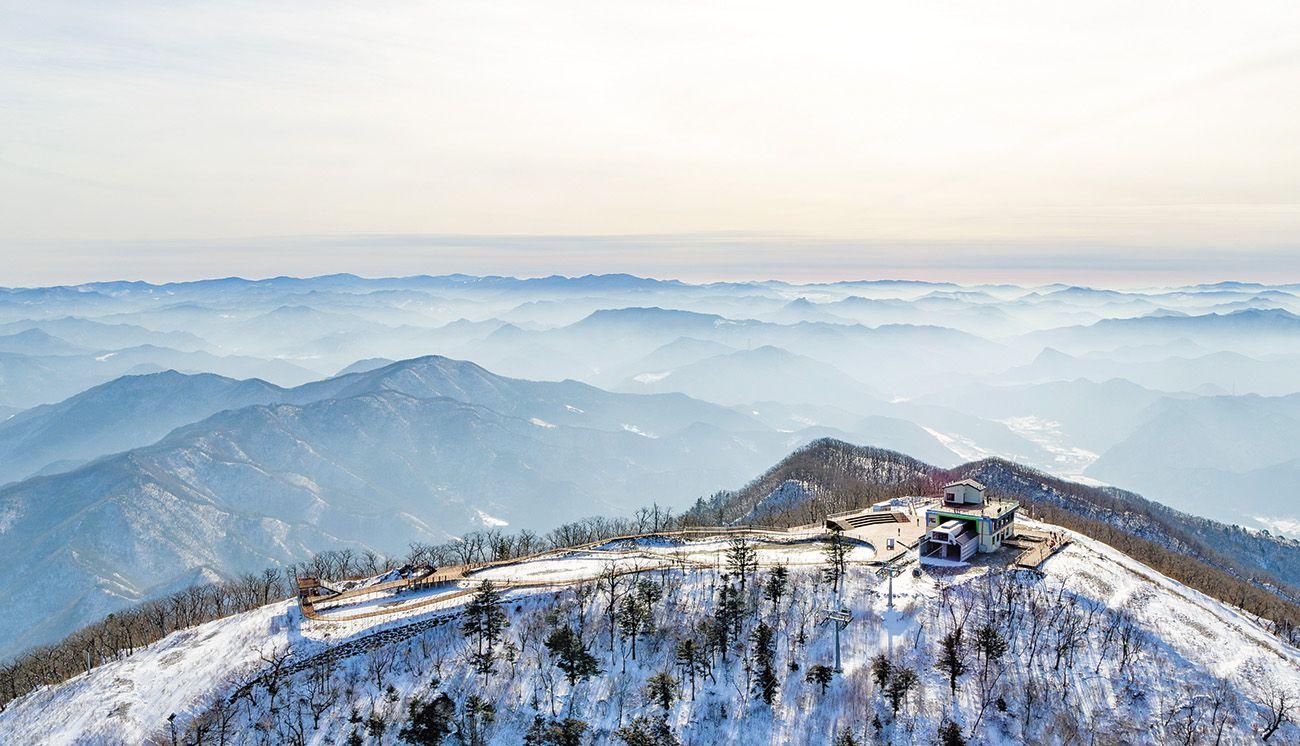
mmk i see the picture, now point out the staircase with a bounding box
[955,531,979,561]
[841,511,899,529]
[826,509,910,531]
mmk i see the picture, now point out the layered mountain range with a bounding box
[3,274,1300,663]
[0,356,824,656]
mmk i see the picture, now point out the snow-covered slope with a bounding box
[5,527,1296,744]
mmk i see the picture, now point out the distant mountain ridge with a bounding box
[1025,308,1300,356]
[0,371,288,485]
[1085,393,1300,525]
[0,356,810,657]
[0,354,769,486]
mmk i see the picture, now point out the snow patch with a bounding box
[621,423,658,439]
[919,425,994,462]
[632,370,672,384]
[1252,515,1300,539]
[999,415,1100,478]
[474,509,509,528]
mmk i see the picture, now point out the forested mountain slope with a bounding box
[689,438,1300,636]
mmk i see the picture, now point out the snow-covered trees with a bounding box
[821,529,850,595]
[644,672,677,713]
[20,531,1300,745]
[805,663,834,695]
[524,716,588,746]
[711,582,745,662]
[878,662,918,716]
[674,638,707,700]
[544,625,601,695]
[970,623,1008,730]
[934,629,967,697]
[618,580,663,663]
[762,565,788,617]
[973,623,1007,690]
[456,696,496,746]
[725,538,758,594]
[937,719,967,746]
[614,715,679,746]
[750,621,779,706]
[463,581,510,677]
[870,653,892,691]
[399,692,454,745]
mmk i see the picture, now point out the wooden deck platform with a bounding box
[1010,528,1072,569]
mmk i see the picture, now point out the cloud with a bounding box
[2,1,1299,280]
[9,232,1300,287]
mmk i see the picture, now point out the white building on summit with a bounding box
[918,479,1018,563]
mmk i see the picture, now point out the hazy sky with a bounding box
[3,1,1299,285]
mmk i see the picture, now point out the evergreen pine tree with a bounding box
[546,719,589,746]
[398,692,455,745]
[886,666,918,715]
[821,529,850,594]
[674,638,705,700]
[938,720,967,746]
[750,621,779,705]
[974,623,1008,691]
[870,653,892,691]
[725,537,758,594]
[545,624,602,688]
[762,566,788,615]
[645,672,678,712]
[462,581,510,676]
[614,715,679,746]
[712,583,744,661]
[457,696,496,746]
[805,663,834,695]
[935,630,968,697]
[524,716,589,746]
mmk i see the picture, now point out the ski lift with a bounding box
[819,606,854,673]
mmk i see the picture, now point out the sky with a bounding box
[2,1,1299,285]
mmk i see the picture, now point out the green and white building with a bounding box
[918,479,1019,563]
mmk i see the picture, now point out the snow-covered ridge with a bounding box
[3,526,1297,745]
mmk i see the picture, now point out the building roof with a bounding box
[929,499,1018,519]
[943,478,986,491]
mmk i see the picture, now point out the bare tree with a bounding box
[1260,682,1292,742]
[368,644,399,692]
[598,562,623,658]
[257,645,293,713]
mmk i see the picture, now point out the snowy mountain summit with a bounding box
[2,521,1296,745]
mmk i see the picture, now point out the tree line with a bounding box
[167,532,1293,744]
[0,503,712,711]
